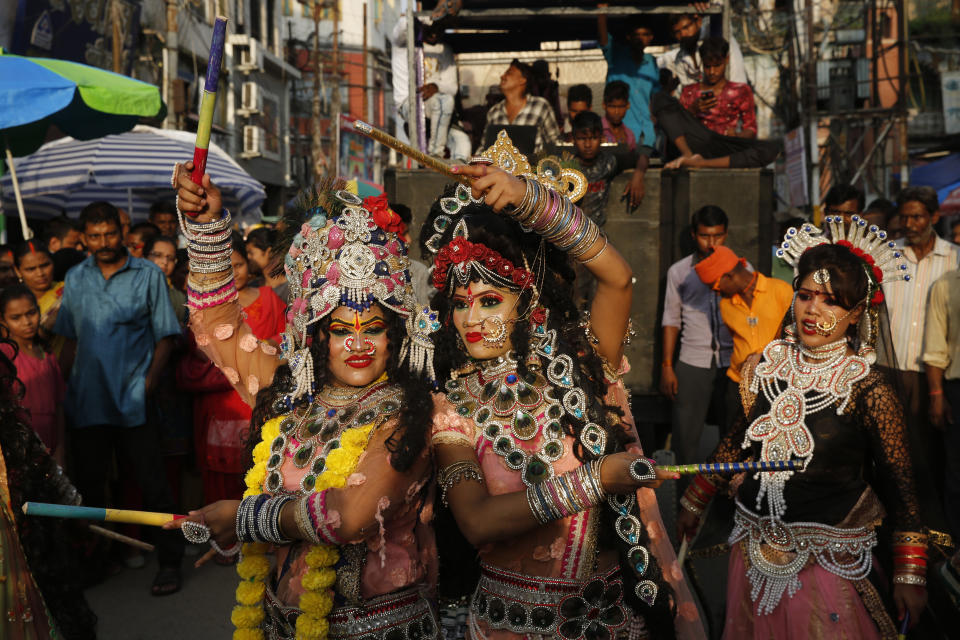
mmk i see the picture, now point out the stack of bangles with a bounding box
[181,208,239,311]
[508,177,606,262]
[527,459,607,525]
[892,531,929,587]
[293,491,343,546]
[236,493,295,545]
[679,475,719,517]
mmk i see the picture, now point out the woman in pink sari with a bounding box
[424,148,705,640]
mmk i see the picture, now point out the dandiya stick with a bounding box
[658,460,800,475]
[22,502,185,527]
[88,524,155,553]
[191,16,228,185]
[352,120,471,187]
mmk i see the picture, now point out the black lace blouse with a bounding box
[708,369,923,530]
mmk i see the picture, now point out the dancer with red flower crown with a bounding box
[424,134,706,640]
[677,216,935,638]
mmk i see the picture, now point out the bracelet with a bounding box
[187,280,238,311]
[526,460,607,525]
[929,389,943,396]
[679,495,704,517]
[437,460,485,507]
[576,235,609,265]
[306,490,344,545]
[295,494,322,544]
[892,573,927,587]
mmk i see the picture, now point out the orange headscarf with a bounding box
[694,246,742,285]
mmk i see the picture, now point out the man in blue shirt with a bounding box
[55,201,184,595]
[597,11,660,209]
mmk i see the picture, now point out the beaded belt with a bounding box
[470,563,627,639]
[731,500,877,615]
[264,585,438,640]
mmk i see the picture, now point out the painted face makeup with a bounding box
[326,305,390,387]
[451,283,521,360]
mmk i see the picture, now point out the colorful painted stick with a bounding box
[22,502,184,527]
[191,16,228,185]
[353,120,471,186]
[659,460,800,475]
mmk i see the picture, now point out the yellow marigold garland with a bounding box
[233,414,375,640]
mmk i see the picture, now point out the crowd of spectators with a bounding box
[0,201,292,598]
[390,7,776,211]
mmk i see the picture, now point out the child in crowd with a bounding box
[145,235,187,325]
[562,83,593,141]
[0,285,65,463]
[571,111,622,304]
[601,80,637,150]
[572,111,620,226]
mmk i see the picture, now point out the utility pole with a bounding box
[805,0,820,206]
[331,0,341,176]
[163,0,178,130]
[362,2,368,122]
[896,0,909,187]
[311,0,327,179]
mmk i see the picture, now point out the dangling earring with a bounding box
[857,306,877,363]
[480,317,508,349]
[784,296,798,341]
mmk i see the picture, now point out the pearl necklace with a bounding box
[745,337,870,519]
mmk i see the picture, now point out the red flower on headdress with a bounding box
[364,194,406,235]
[531,307,547,326]
[431,237,533,291]
[871,290,885,306]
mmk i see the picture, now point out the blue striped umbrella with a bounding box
[0,125,265,223]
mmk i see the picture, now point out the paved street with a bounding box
[85,547,237,639]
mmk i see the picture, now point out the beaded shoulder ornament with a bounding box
[279,187,439,405]
[747,215,911,520]
[423,130,587,255]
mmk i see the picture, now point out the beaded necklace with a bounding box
[745,337,870,519]
[264,375,402,495]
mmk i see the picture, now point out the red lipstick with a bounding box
[800,320,817,336]
[345,356,373,368]
[465,332,483,343]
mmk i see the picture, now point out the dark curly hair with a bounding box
[249,304,433,473]
[0,329,97,638]
[425,186,677,636]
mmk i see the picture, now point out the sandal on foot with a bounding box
[151,566,181,596]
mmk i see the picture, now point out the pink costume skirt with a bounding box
[723,542,889,639]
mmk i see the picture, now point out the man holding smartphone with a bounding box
[679,37,758,139]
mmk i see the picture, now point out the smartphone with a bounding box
[701,90,714,99]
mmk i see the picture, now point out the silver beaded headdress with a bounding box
[777,214,910,361]
[279,188,438,404]
[777,215,911,291]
